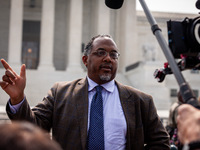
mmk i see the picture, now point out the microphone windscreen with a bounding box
[105,0,124,9]
[196,0,200,9]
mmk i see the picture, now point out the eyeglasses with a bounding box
[91,49,120,59]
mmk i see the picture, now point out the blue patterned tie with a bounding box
[87,85,104,150]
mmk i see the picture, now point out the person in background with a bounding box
[165,91,185,150]
[0,121,62,150]
[166,92,183,134]
[0,34,170,150]
[166,92,183,146]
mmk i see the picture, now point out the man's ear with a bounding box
[82,55,88,67]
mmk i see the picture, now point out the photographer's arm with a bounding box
[0,59,26,105]
[177,104,200,144]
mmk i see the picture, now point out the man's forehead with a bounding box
[92,37,118,52]
[93,37,116,46]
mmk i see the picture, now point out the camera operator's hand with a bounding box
[0,59,26,105]
[177,104,200,144]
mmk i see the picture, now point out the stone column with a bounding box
[66,0,83,72]
[95,1,110,34]
[38,0,55,70]
[8,0,24,67]
[116,0,138,73]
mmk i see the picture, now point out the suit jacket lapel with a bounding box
[73,78,89,149]
[116,81,136,149]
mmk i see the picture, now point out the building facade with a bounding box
[0,0,199,119]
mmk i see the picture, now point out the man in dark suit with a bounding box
[0,35,170,150]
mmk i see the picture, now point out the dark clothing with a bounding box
[7,78,170,150]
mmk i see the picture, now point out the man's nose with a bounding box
[103,53,112,62]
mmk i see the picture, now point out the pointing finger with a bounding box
[1,59,17,76]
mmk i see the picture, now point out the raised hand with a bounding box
[0,59,26,105]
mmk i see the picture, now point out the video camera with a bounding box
[168,17,200,58]
[154,3,200,82]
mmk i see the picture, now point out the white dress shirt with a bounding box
[87,77,127,150]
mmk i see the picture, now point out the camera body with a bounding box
[167,16,200,59]
[154,16,200,82]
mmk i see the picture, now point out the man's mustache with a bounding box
[100,63,112,69]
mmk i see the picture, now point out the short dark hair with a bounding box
[83,34,112,56]
[0,121,62,150]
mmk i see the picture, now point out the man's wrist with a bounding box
[10,94,25,105]
[9,97,25,114]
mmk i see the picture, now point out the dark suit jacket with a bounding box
[7,78,170,150]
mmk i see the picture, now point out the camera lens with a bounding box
[193,20,200,44]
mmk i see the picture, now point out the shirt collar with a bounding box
[87,76,115,93]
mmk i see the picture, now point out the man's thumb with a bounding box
[20,64,26,78]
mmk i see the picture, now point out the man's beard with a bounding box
[99,73,112,81]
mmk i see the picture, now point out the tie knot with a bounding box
[96,85,103,93]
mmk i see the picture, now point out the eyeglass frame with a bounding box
[90,48,120,59]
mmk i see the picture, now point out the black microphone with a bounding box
[105,0,124,9]
[196,0,200,9]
